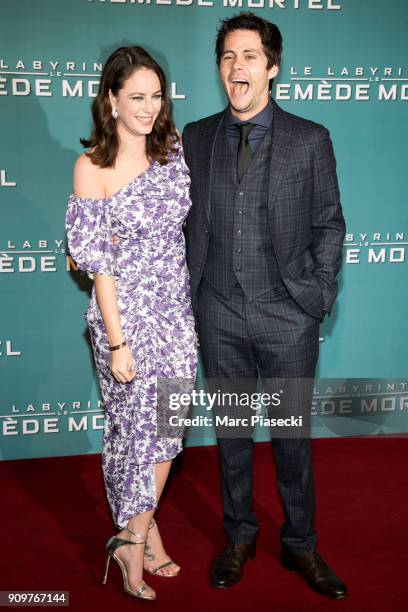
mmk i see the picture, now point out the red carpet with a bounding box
[2,438,407,611]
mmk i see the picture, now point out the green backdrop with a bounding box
[1,0,407,460]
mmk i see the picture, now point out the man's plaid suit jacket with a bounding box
[182,99,346,321]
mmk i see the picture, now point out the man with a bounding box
[182,13,347,599]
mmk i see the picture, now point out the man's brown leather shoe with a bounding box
[281,547,348,599]
[211,542,256,588]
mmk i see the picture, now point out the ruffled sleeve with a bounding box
[65,195,116,276]
[169,139,191,186]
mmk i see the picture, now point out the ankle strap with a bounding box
[148,518,156,530]
[125,525,146,544]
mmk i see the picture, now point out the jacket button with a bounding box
[195,266,200,271]
[237,229,242,235]
[235,266,241,272]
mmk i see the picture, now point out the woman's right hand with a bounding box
[110,344,136,383]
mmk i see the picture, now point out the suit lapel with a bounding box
[197,102,295,220]
[199,110,226,222]
[267,100,296,212]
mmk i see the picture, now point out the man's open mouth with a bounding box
[231,78,250,96]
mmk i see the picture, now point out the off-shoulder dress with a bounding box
[66,144,197,528]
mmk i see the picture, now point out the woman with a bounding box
[65,46,197,600]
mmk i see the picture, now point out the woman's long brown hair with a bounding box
[81,46,179,167]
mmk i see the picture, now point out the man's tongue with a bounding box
[232,81,249,96]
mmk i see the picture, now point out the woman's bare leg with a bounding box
[144,460,181,577]
[113,459,175,592]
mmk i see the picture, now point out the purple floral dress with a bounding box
[65,143,197,528]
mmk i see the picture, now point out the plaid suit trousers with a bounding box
[197,278,319,553]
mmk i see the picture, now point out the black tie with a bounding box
[237,123,255,182]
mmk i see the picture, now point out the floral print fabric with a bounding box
[66,144,197,527]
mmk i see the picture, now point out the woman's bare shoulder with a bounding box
[72,153,105,199]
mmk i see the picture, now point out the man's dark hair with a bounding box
[215,12,282,69]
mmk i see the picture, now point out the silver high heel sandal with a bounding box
[144,518,180,578]
[102,525,156,600]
